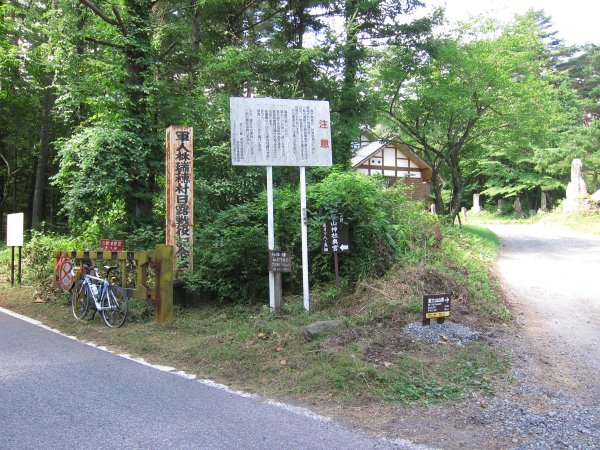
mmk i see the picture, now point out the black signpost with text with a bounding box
[321,215,349,288]
[268,250,292,273]
[422,293,452,325]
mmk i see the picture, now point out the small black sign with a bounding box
[269,250,292,273]
[422,293,451,325]
[321,216,349,254]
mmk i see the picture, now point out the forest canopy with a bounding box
[1,1,598,261]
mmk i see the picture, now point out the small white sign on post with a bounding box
[230,97,332,167]
[7,213,24,247]
[230,97,333,313]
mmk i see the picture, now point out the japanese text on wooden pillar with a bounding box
[166,126,194,276]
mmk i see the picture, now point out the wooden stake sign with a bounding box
[166,126,194,276]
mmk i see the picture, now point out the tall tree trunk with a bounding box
[79,0,158,225]
[430,168,444,214]
[31,77,55,229]
[0,145,10,238]
[189,0,201,87]
[449,154,463,225]
[122,0,155,223]
[336,0,362,165]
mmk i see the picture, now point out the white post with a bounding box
[267,166,276,309]
[300,167,310,312]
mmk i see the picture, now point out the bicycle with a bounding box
[71,263,129,328]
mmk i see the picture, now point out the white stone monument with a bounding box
[563,159,588,212]
[540,191,548,212]
[513,197,522,215]
[471,193,481,215]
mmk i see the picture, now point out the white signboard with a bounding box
[6,213,24,247]
[230,97,333,167]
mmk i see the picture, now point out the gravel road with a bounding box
[376,223,600,450]
[480,223,600,449]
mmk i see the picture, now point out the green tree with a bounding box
[327,0,436,165]
[377,14,572,221]
[561,44,600,120]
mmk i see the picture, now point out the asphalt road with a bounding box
[0,309,420,450]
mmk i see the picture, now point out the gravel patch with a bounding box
[466,385,600,449]
[402,321,480,345]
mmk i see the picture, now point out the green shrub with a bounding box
[187,170,440,302]
[190,199,269,302]
[308,172,396,282]
[0,229,95,284]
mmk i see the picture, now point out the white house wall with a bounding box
[383,147,396,164]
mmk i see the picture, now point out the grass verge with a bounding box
[0,225,510,411]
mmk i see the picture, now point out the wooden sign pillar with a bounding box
[166,126,194,277]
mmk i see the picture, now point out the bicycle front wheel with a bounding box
[71,280,90,320]
[101,285,129,328]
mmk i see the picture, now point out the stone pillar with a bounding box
[497,199,505,214]
[430,203,436,215]
[471,193,481,215]
[513,197,522,216]
[540,191,548,212]
[564,159,589,212]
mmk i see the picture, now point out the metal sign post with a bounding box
[266,166,281,309]
[7,213,24,287]
[300,167,310,312]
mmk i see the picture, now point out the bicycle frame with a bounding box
[84,274,114,311]
[71,264,129,328]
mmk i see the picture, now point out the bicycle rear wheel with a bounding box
[101,285,128,328]
[71,279,90,320]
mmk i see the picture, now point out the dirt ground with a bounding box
[319,223,600,449]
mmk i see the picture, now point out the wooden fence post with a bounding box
[155,244,174,323]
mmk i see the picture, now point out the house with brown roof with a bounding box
[351,132,434,201]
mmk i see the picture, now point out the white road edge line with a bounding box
[0,306,330,423]
[1,306,440,449]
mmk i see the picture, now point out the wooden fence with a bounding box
[53,245,173,323]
